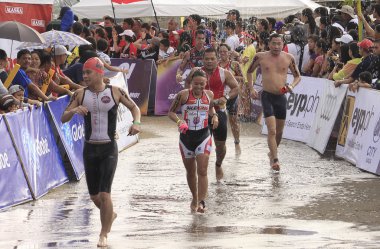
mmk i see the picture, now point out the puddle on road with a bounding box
[1,117,379,249]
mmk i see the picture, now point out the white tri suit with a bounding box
[81,85,119,195]
[179,89,213,159]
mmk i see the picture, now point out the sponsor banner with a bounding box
[0,116,33,210]
[307,82,348,154]
[109,71,139,151]
[4,108,68,198]
[336,88,380,175]
[110,58,154,115]
[262,75,324,143]
[0,2,52,33]
[154,59,188,115]
[47,96,85,180]
[357,89,380,174]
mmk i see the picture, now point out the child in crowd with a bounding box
[157,39,175,64]
[96,38,112,65]
[8,85,41,107]
[349,71,372,92]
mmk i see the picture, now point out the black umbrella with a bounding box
[0,21,45,43]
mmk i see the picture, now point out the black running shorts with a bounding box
[261,91,287,120]
[83,141,118,195]
[208,110,227,141]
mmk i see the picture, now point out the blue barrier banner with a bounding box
[0,116,33,210]
[47,96,85,180]
[4,107,68,198]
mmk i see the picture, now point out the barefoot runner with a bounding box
[169,69,219,213]
[247,33,301,171]
[186,48,239,181]
[61,57,141,247]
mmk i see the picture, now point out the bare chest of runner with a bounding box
[260,54,290,94]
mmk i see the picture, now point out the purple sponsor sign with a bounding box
[47,96,85,180]
[154,59,184,115]
[5,107,68,198]
[0,116,33,209]
[110,58,154,115]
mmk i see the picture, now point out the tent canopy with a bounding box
[72,0,321,19]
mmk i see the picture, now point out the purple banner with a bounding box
[47,96,85,180]
[5,107,68,198]
[0,116,33,210]
[109,58,155,115]
[154,59,184,115]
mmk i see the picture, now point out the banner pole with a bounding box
[150,0,160,31]
[110,0,117,22]
[3,115,36,200]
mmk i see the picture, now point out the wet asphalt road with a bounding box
[0,116,379,249]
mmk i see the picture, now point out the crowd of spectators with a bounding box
[1,2,380,114]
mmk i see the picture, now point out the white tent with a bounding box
[72,0,321,19]
[72,0,234,19]
[235,0,321,19]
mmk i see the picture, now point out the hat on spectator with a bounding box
[147,37,161,46]
[335,34,353,44]
[8,85,25,95]
[357,39,374,50]
[338,5,355,19]
[119,29,135,37]
[0,94,16,110]
[274,21,285,31]
[54,45,72,56]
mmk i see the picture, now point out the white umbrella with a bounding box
[18,30,90,50]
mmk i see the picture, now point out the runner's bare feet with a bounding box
[97,235,107,247]
[215,163,224,181]
[108,212,117,233]
[190,199,198,212]
[272,158,280,172]
[197,200,206,213]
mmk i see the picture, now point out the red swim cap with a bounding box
[83,57,104,74]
